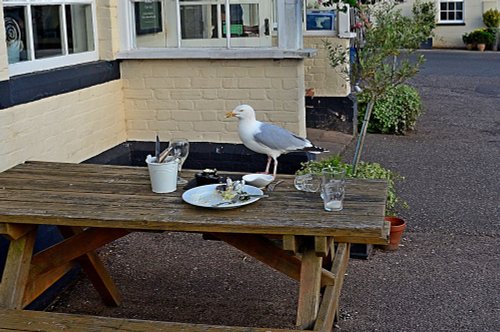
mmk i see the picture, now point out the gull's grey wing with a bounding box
[253,123,311,152]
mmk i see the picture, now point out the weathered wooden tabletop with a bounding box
[0,161,389,330]
[0,161,388,243]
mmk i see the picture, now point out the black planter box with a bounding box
[84,141,316,175]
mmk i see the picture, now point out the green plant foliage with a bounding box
[483,8,500,28]
[296,156,407,215]
[462,32,472,45]
[358,84,422,134]
[469,28,496,45]
[324,1,435,171]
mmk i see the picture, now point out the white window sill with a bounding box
[117,48,317,60]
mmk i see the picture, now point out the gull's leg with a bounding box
[272,158,278,178]
[265,156,272,174]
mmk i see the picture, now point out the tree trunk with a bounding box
[352,100,375,174]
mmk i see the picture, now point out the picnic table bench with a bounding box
[0,161,389,331]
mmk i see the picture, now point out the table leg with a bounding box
[0,227,37,309]
[296,239,323,330]
[58,226,125,306]
[313,243,350,331]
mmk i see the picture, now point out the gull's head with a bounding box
[225,104,256,120]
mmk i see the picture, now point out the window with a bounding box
[438,0,464,23]
[126,0,271,49]
[304,0,337,35]
[3,0,97,76]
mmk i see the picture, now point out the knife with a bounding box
[155,135,161,162]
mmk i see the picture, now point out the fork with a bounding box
[212,194,269,207]
[267,180,284,192]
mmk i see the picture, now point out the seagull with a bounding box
[226,104,327,178]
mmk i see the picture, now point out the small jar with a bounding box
[195,168,221,186]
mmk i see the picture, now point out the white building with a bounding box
[398,0,500,48]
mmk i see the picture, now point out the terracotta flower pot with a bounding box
[477,43,486,52]
[384,216,406,250]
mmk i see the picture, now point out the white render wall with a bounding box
[121,59,306,143]
[0,81,126,172]
[398,0,500,48]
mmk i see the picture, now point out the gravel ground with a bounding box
[48,51,500,331]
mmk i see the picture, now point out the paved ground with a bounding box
[48,51,500,331]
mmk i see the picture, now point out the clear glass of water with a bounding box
[169,138,190,185]
[294,173,321,192]
[321,168,346,212]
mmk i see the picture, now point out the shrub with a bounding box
[462,32,473,45]
[469,28,496,45]
[483,9,500,28]
[358,84,423,135]
[296,156,407,215]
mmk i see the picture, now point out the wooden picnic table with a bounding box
[0,161,389,331]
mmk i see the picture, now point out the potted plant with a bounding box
[483,9,500,51]
[470,28,496,51]
[462,32,474,50]
[297,156,408,251]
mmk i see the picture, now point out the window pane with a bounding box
[222,4,260,37]
[180,5,218,39]
[448,12,455,20]
[448,3,454,10]
[456,12,463,20]
[306,9,335,31]
[66,4,94,54]
[32,5,62,59]
[440,3,447,10]
[440,12,447,21]
[4,6,29,63]
[456,2,463,10]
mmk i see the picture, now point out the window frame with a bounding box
[303,0,337,36]
[438,0,464,24]
[124,0,271,49]
[3,0,99,77]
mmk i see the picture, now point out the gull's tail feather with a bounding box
[302,144,329,154]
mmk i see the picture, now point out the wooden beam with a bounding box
[59,226,124,306]
[28,227,128,280]
[22,262,75,307]
[296,241,322,329]
[313,243,350,332]
[209,233,336,287]
[210,233,302,281]
[0,308,299,332]
[314,236,333,257]
[0,224,35,241]
[282,235,298,254]
[0,229,37,309]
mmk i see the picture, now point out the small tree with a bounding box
[483,8,500,51]
[323,0,435,173]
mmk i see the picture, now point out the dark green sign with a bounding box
[135,2,162,35]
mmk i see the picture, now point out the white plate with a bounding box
[182,184,264,209]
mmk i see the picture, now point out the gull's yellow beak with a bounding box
[225,111,236,118]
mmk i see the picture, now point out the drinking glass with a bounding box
[170,138,190,184]
[294,173,321,192]
[321,167,346,212]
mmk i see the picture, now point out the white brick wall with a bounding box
[304,36,350,97]
[121,59,306,143]
[0,81,126,172]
